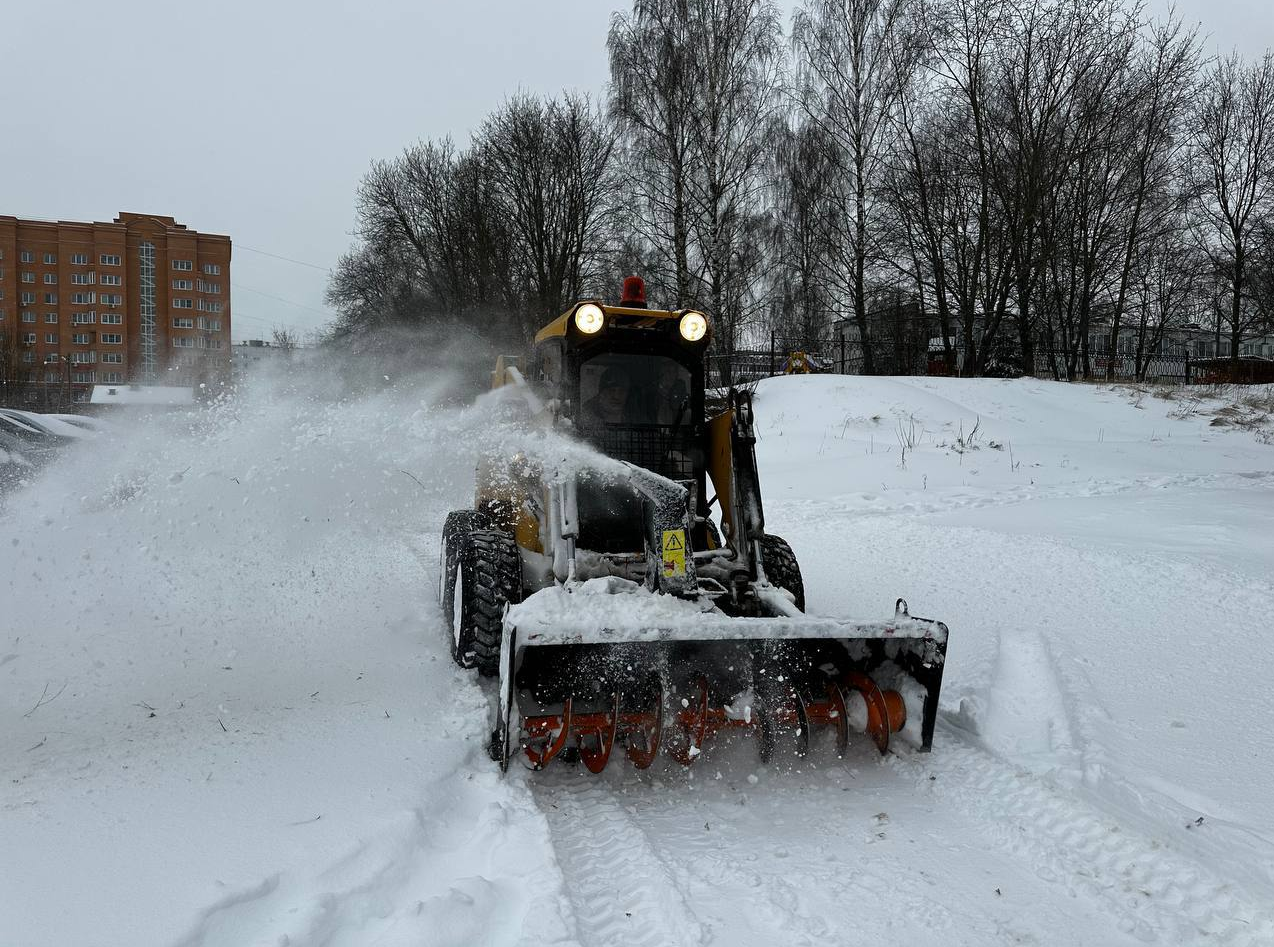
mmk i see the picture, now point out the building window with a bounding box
[71,273,95,285]
[100,274,121,286]
[172,317,194,328]
[102,371,123,384]
[21,312,36,323]
[43,252,56,265]
[22,332,36,344]
[71,351,95,364]
[202,263,221,275]
[102,352,123,364]
[72,371,95,383]
[21,292,35,305]
[45,371,60,382]
[100,312,122,325]
[101,333,122,344]
[45,334,58,345]
[43,273,57,284]
[172,259,193,271]
[21,352,34,363]
[45,313,58,324]
[173,298,193,309]
[173,278,193,290]
[208,319,222,331]
[173,337,195,348]
[21,272,35,283]
[100,293,121,306]
[196,280,222,294]
[72,333,91,345]
[71,292,95,305]
[71,253,89,266]
[20,251,33,263]
[44,292,57,305]
[100,254,121,266]
[72,312,95,324]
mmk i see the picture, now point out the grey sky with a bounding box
[1,1,1268,342]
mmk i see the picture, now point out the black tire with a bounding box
[439,509,489,611]
[444,526,521,676]
[759,534,805,612]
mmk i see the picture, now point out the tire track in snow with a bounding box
[897,729,1274,946]
[532,775,706,947]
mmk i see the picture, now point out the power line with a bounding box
[231,282,337,318]
[236,244,332,271]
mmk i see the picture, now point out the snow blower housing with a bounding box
[439,281,949,772]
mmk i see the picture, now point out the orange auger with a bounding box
[517,668,909,772]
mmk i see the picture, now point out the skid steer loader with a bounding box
[440,277,948,773]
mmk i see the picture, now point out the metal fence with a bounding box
[0,381,93,412]
[708,330,1194,388]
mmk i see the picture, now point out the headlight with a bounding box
[574,303,605,334]
[679,310,708,342]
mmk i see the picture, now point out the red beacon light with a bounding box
[620,275,647,309]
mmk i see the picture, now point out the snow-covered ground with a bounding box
[3,372,1273,946]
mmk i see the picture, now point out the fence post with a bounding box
[769,332,776,376]
[1184,352,1190,385]
[839,335,846,374]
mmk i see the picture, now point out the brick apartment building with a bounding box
[0,212,231,401]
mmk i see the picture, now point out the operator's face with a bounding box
[597,382,627,419]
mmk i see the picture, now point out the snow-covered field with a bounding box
[3,372,1273,947]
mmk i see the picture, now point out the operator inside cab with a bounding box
[580,276,692,419]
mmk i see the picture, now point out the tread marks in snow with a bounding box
[893,736,1274,946]
[533,779,706,947]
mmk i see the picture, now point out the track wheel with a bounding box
[443,525,520,675]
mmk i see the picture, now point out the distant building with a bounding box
[89,384,196,408]
[0,212,231,403]
[231,338,315,383]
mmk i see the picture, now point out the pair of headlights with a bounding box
[573,303,708,342]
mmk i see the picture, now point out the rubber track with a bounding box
[533,777,706,947]
[892,731,1274,945]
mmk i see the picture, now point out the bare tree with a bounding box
[271,327,299,350]
[609,1,699,304]
[684,0,785,367]
[1189,52,1274,371]
[481,93,619,334]
[768,121,840,347]
[793,0,924,374]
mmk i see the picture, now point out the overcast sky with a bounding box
[2,1,1268,342]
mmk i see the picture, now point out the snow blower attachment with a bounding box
[439,278,949,773]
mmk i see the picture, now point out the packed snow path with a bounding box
[3,374,1273,946]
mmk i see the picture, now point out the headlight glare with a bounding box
[574,303,605,334]
[679,310,708,342]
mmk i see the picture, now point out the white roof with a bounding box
[89,384,195,406]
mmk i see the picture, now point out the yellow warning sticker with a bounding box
[661,529,687,578]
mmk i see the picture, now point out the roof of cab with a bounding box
[534,304,683,344]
